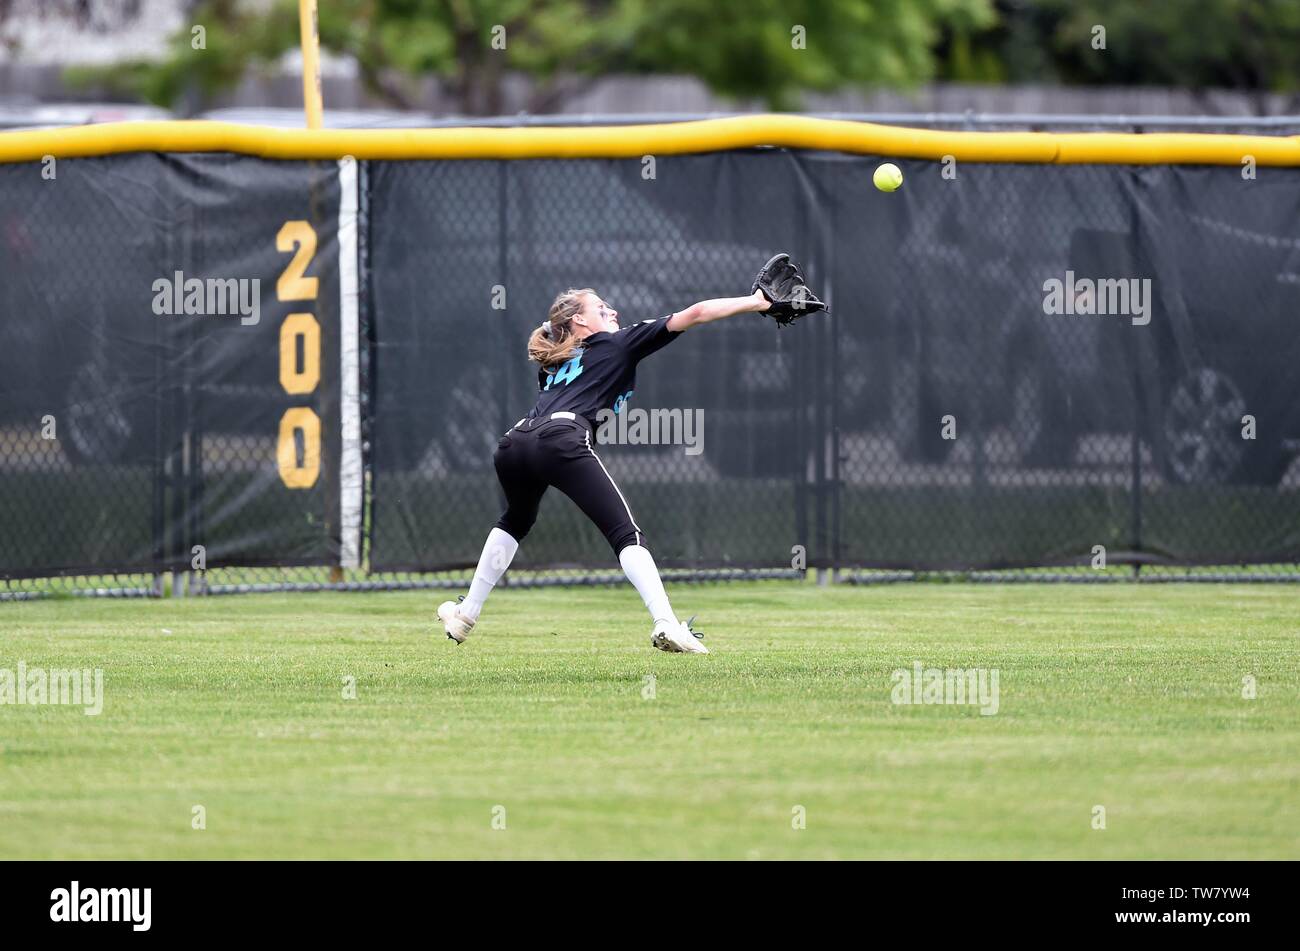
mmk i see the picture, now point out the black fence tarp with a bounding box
[4,147,1300,580]
[367,153,1300,572]
[366,154,821,571]
[0,154,342,577]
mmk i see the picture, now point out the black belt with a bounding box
[509,411,593,435]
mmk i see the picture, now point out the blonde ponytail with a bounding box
[528,287,594,371]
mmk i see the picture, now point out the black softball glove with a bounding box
[752,253,828,326]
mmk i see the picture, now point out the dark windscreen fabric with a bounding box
[367,153,1300,572]
[4,147,1299,578]
[367,155,816,571]
[0,153,341,576]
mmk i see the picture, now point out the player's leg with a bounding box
[438,433,545,643]
[545,427,666,617]
[460,527,521,621]
[547,427,707,653]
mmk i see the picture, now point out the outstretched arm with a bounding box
[667,291,769,332]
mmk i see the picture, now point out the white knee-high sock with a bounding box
[618,545,677,627]
[461,528,519,620]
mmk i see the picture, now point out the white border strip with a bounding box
[338,155,363,569]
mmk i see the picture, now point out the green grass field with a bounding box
[1,582,1297,859]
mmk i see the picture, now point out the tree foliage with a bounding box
[36,0,1300,115]
[940,0,1300,110]
[77,0,995,114]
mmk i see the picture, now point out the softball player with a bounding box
[438,255,826,654]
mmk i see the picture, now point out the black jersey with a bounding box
[525,315,682,426]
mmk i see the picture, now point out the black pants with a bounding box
[493,416,645,556]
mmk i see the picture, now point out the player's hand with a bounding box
[753,289,771,312]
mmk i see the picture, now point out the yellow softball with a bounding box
[873,162,903,192]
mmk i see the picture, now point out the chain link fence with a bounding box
[4,115,1300,598]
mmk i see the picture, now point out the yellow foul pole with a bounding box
[298,0,324,129]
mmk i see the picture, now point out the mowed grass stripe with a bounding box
[0,583,1296,858]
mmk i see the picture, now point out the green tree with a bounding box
[82,0,995,115]
[938,0,1300,112]
[1044,0,1300,110]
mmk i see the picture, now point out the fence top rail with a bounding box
[409,111,1300,130]
[1,114,1298,165]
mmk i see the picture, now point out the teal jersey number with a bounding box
[544,353,585,391]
